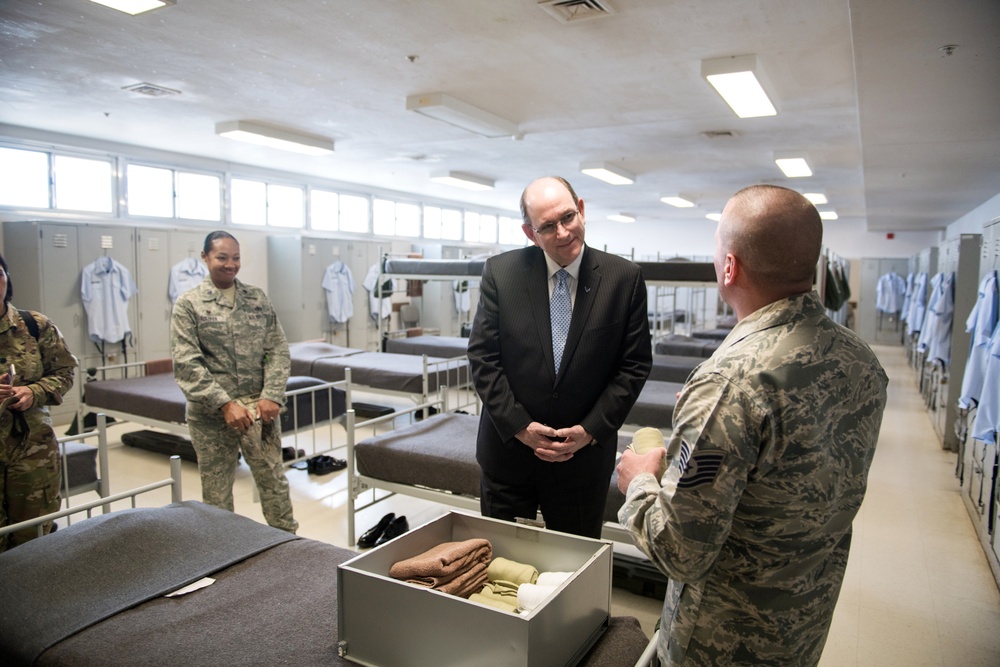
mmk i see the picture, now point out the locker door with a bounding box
[302,238,342,343]
[38,224,84,424]
[77,226,138,369]
[134,229,174,362]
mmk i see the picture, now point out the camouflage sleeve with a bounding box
[170,296,232,410]
[29,313,77,407]
[259,297,290,406]
[618,372,760,582]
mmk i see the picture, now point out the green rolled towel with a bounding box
[487,557,538,585]
[482,580,519,599]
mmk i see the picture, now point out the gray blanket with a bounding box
[0,501,297,666]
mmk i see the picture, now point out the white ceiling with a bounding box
[1,0,997,234]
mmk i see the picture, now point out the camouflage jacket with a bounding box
[0,305,77,442]
[170,278,290,416]
[619,291,888,666]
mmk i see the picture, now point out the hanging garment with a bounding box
[906,272,930,335]
[824,261,846,311]
[875,271,906,313]
[168,257,209,303]
[959,271,999,409]
[81,256,138,344]
[917,272,955,365]
[321,261,355,323]
[362,263,392,321]
[453,280,471,314]
[971,319,1000,442]
[901,272,915,324]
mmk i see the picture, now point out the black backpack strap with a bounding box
[17,309,40,342]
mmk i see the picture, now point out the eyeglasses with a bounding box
[531,209,579,237]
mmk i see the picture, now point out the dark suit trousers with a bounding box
[480,465,607,539]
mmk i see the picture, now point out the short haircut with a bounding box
[203,230,238,254]
[722,185,823,287]
[520,176,580,226]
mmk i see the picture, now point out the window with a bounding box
[127,164,173,217]
[267,183,304,228]
[231,178,267,226]
[423,206,442,239]
[441,207,462,241]
[464,211,481,243]
[372,198,395,236]
[177,172,221,221]
[339,193,369,233]
[479,213,498,244]
[396,202,420,237]
[311,189,339,230]
[54,155,113,212]
[498,215,523,245]
[0,147,49,208]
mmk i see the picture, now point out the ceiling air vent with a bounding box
[122,82,181,97]
[700,130,739,139]
[538,0,616,23]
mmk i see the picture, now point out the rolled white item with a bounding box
[536,571,573,588]
[517,583,558,612]
[630,427,667,480]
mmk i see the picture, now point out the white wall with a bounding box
[946,191,1000,239]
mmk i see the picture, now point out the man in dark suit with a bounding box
[467,176,652,538]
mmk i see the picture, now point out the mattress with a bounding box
[626,380,683,429]
[654,334,721,358]
[383,257,486,276]
[649,354,702,383]
[85,374,345,432]
[690,328,733,341]
[384,335,469,359]
[310,352,466,394]
[636,261,717,283]
[354,413,635,525]
[288,341,363,377]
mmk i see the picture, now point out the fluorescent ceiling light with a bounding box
[702,55,777,118]
[775,157,812,178]
[215,121,334,156]
[661,196,695,208]
[706,213,722,222]
[803,192,828,205]
[406,93,518,138]
[88,0,174,15]
[430,171,495,191]
[608,214,636,223]
[819,211,839,220]
[580,162,634,185]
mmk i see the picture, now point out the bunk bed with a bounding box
[383,333,469,359]
[375,254,487,343]
[80,359,347,463]
[346,404,657,547]
[0,461,653,667]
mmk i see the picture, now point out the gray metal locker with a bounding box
[857,257,910,345]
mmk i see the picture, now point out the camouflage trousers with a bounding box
[187,411,298,534]
[0,421,60,552]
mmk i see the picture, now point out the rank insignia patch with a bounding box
[677,443,726,489]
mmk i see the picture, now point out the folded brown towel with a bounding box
[389,538,492,583]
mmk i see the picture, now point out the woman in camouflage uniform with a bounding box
[0,253,78,551]
[170,232,297,533]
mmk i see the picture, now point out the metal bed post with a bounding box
[97,413,111,513]
[170,454,183,503]
[346,408,357,547]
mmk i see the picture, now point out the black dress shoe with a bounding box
[358,512,395,549]
[374,515,408,547]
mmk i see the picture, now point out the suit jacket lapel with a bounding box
[556,247,600,386]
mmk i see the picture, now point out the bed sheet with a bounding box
[626,380,683,429]
[310,352,466,394]
[384,335,469,359]
[654,333,721,358]
[288,341,363,377]
[383,257,486,277]
[649,354,702,383]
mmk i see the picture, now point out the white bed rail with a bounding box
[0,455,183,540]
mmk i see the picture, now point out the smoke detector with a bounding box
[538,0,616,23]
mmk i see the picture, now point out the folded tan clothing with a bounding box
[406,562,489,598]
[487,556,538,585]
[389,538,492,581]
[482,580,520,599]
[469,592,519,613]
